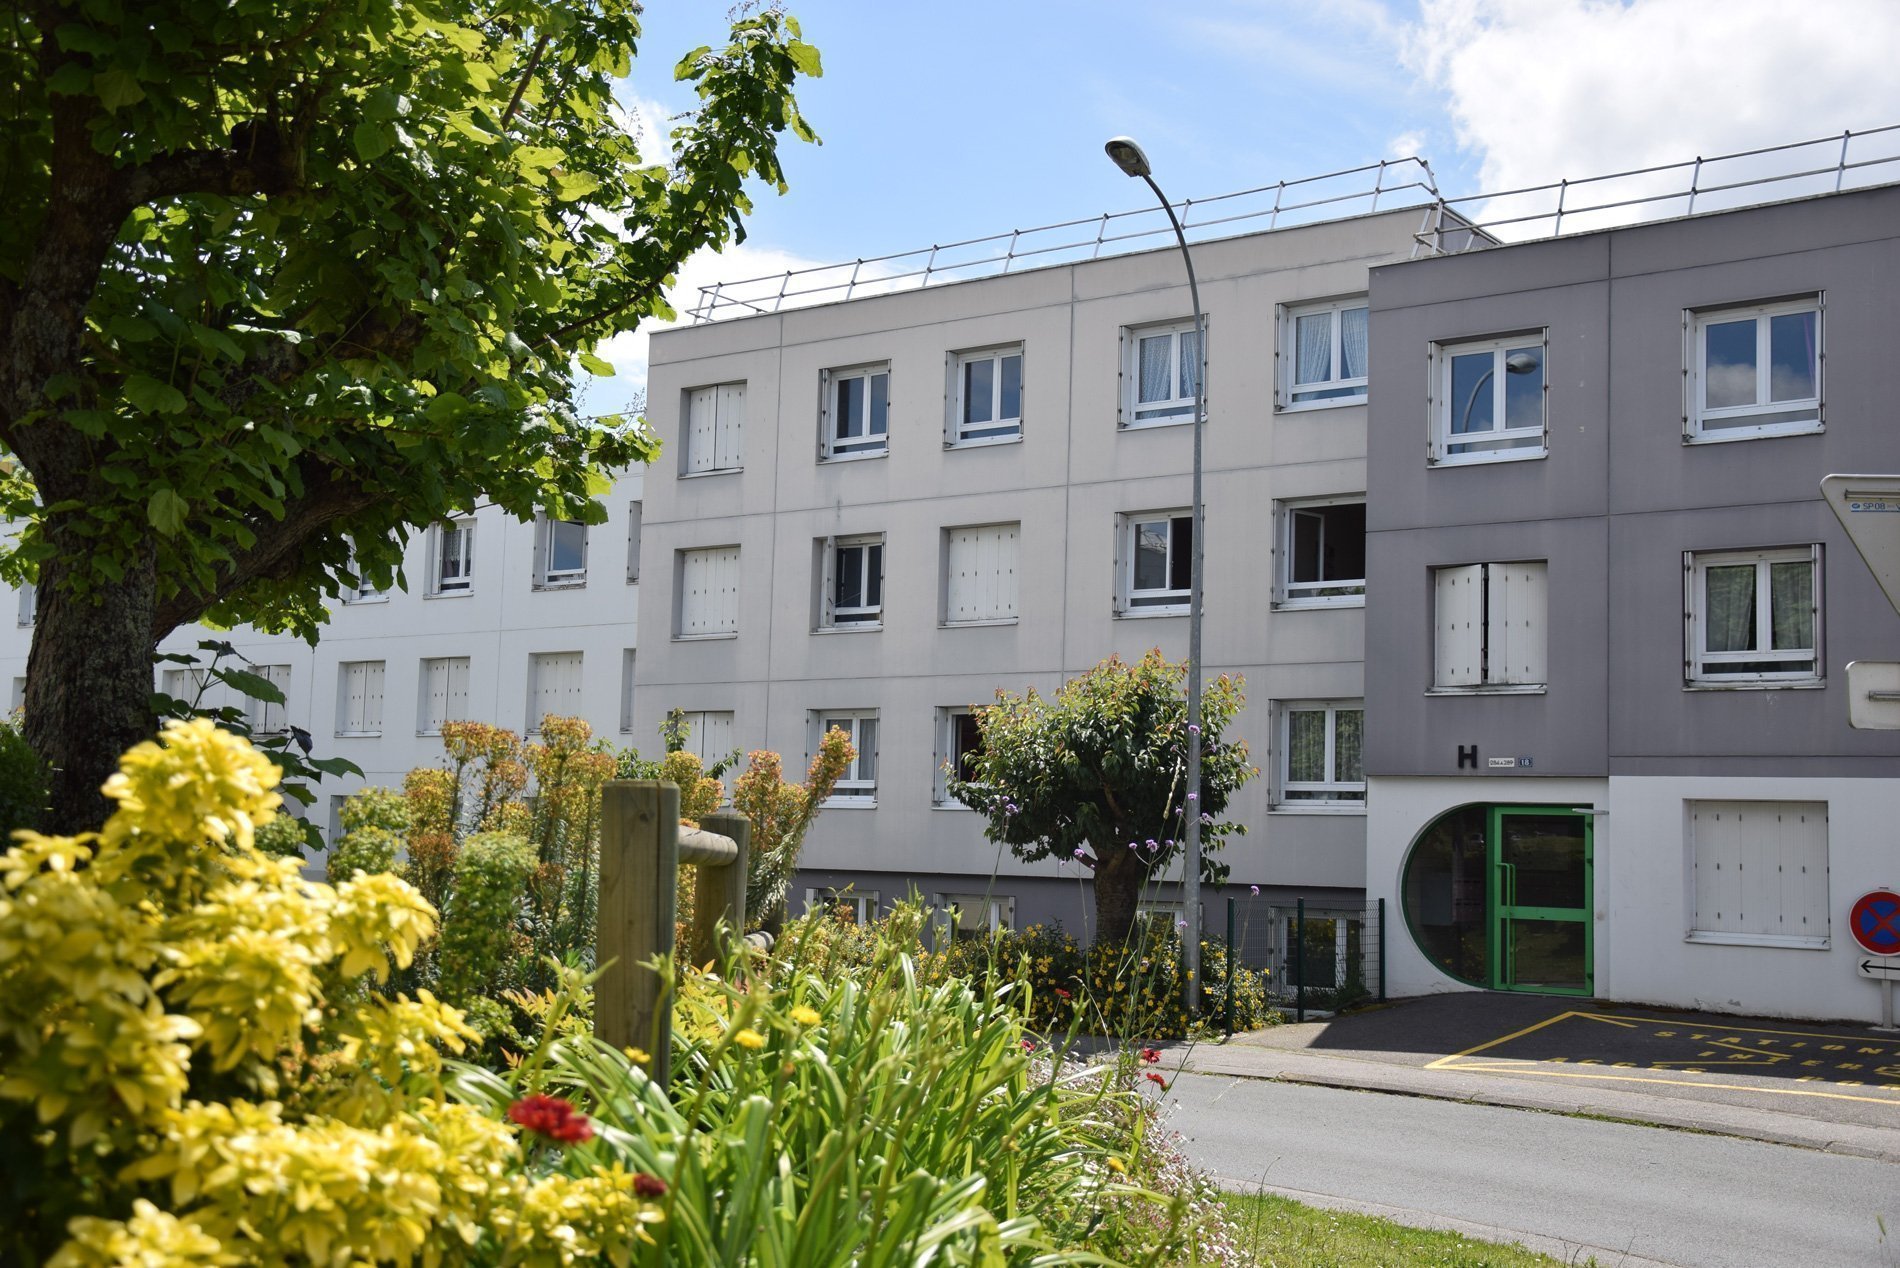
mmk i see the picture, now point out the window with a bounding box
[951,346,1023,444]
[527,651,583,733]
[246,664,291,735]
[1119,511,1193,614]
[1277,702,1365,807]
[535,516,588,588]
[1431,334,1546,464]
[1432,562,1547,690]
[1688,800,1828,948]
[941,523,1019,625]
[936,893,1014,942]
[817,711,878,803]
[934,706,984,805]
[9,677,22,714]
[429,519,474,596]
[677,546,740,637]
[17,581,33,627]
[343,541,385,603]
[336,660,386,736]
[418,656,471,733]
[1685,546,1821,686]
[805,887,880,924]
[819,534,884,628]
[161,666,212,706]
[676,710,735,764]
[820,363,890,459]
[1122,319,1201,426]
[626,501,642,583]
[683,381,746,473]
[1279,498,1365,606]
[327,794,347,847]
[619,649,636,733]
[1687,298,1821,441]
[1282,298,1368,409]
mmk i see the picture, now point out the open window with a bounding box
[1279,497,1365,607]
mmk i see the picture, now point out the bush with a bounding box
[0,715,46,837]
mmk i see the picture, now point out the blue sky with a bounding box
[587,0,1900,413]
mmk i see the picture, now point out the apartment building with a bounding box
[1365,182,1900,1021]
[636,206,1438,937]
[0,480,647,841]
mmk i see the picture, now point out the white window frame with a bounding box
[1279,297,1369,411]
[428,519,475,597]
[933,706,984,807]
[343,540,386,604]
[9,676,24,714]
[820,362,891,460]
[817,711,879,805]
[1118,510,1193,616]
[1685,297,1823,443]
[682,381,746,474]
[1429,332,1547,465]
[676,545,741,639]
[1121,318,1203,428]
[1686,800,1830,949]
[335,660,385,737]
[1684,546,1823,687]
[1275,701,1365,811]
[935,892,1015,943]
[818,533,885,630]
[246,664,292,736]
[535,515,589,589]
[949,345,1023,445]
[805,887,880,924]
[417,655,471,735]
[1431,561,1549,692]
[1277,496,1366,608]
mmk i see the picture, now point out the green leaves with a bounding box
[353,119,395,162]
[575,351,616,377]
[146,488,187,536]
[123,374,185,415]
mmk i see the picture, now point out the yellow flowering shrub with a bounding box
[0,721,664,1265]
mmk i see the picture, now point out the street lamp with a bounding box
[1105,136,1206,1012]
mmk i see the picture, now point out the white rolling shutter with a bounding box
[1433,566,1484,687]
[680,547,740,636]
[1487,562,1548,686]
[945,524,1019,623]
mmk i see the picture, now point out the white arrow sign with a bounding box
[1856,957,1900,982]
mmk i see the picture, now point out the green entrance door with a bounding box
[1488,807,1592,995]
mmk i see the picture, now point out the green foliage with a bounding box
[950,650,1259,945]
[0,717,47,841]
[436,830,537,1016]
[339,787,412,837]
[250,811,308,861]
[733,727,854,928]
[326,826,402,886]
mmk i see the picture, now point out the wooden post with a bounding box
[693,809,751,971]
[596,780,679,1082]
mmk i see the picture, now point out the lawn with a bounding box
[1217,1191,1591,1267]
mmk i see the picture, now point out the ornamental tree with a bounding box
[0,1,821,826]
[949,650,1258,947]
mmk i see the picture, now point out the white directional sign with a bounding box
[1846,661,1900,730]
[1856,956,1900,983]
[1822,475,1900,619]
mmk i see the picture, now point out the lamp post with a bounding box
[1105,136,1206,1012]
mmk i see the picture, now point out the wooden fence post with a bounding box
[693,809,751,970]
[596,780,679,1080]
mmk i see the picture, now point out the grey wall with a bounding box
[1366,183,1900,780]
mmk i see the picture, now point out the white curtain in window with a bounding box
[1705,566,1757,652]
[1138,335,1171,403]
[1177,329,1201,399]
[1769,560,1813,650]
[1296,313,1332,385]
[1334,710,1363,784]
[1287,710,1325,783]
[1340,307,1369,380]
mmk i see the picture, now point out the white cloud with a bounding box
[1404,0,1900,233]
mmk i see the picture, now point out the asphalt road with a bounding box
[1168,1072,1900,1267]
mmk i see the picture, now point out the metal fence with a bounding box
[1224,894,1385,1024]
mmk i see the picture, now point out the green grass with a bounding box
[1217,1191,1593,1267]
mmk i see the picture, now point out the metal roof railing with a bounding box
[683,124,1900,323]
[685,157,1441,322]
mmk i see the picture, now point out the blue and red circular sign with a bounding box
[1850,890,1900,956]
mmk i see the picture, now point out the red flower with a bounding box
[1053,987,1072,1000]
[1140,1047,1161,1064]
[633,1172,668,1198]
[507,1093,594,1145]
[1143,1071,1168,1089]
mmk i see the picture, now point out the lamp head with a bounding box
[1504,351,1541,375]
[1104,136,1152,179]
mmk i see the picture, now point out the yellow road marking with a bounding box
[1423,1010,1580,1069]
[1573,1012,1639,1028]
[1439,1060,1900,1106]
[1584,1012,1900,1045]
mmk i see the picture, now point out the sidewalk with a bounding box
[1157,993,1900,1163]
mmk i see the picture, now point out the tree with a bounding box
[949,650,1258,947]
[0,1,820,826]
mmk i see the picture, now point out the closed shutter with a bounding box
[250,664,290,734]
[688,710,735,762]
[1433,566,1483,687]
[1691,801,1828,943]
[715,383,745,469]
[685,387,718,473]
[1487,562,1548,686]
[680,547,740,635]
[529,652,584,731]
[421,657,470,732]
[626,501,642,582]
[946,524,1019,623]
[341,661,384,733]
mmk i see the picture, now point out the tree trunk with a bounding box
[1092,841,1146,946]
[23,534,160,832]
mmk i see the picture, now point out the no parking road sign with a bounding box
[1850,890,1900,957]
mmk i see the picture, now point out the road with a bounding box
[1167,1072,1900,1267]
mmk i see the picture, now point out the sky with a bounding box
[581,0,1900,415]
